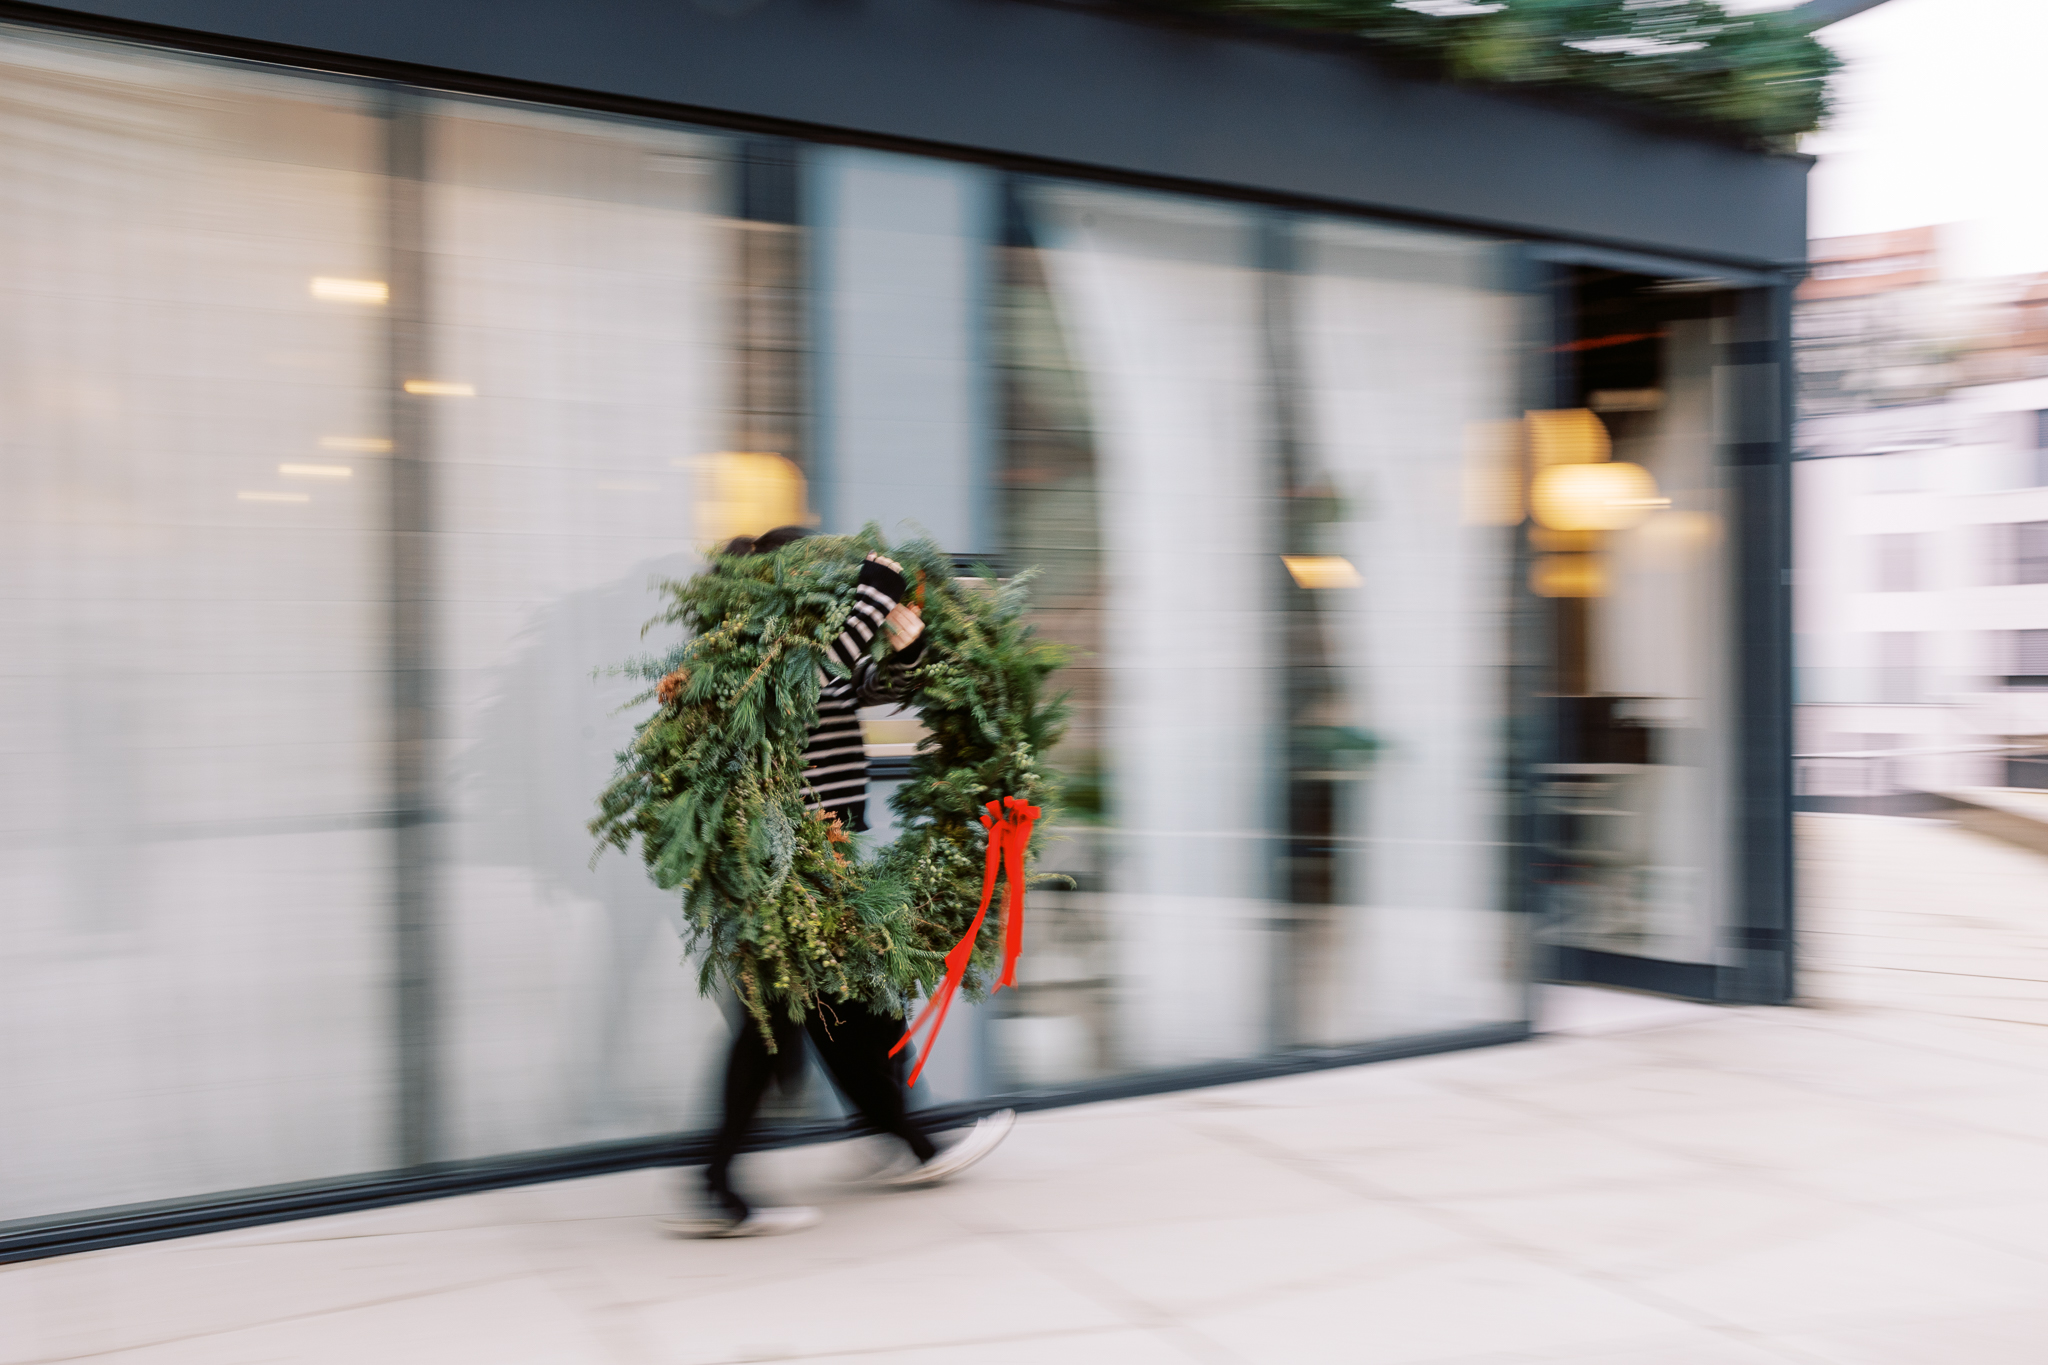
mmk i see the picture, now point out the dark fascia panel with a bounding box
[16,0,1807,270]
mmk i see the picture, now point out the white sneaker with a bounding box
[857,1148,925,1186]
[880,1110,1016,1189]
[658,1205,822,1238]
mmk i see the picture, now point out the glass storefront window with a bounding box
[1531,272,1739,981]
[422,98,738,1158]
[992,194,1525,1088]
[1019,185,1278,1076]
[1289,219,1525,1045]
[0,30,391,1219]
[2,19,1769,1228]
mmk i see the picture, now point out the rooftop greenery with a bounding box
[1157,0,1840,142]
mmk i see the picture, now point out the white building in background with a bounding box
[1795,228,2048,797]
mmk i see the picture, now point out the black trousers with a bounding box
[704,996,937,1215]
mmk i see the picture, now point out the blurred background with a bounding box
[1789,0,2048,807]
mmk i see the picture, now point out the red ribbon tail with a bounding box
[993,816,1029,991]
[902,978,961,1088]
[888,985,942,1059]
[892,808,1005,1083]
[896,798,1043,1077]
[994,800,1039,992]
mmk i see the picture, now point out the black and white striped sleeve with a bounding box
[826,555,926,705]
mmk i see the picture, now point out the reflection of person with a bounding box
[664,526,1014,1238]
[462,549,710,1140]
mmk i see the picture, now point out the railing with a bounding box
[1793,743,2027,813]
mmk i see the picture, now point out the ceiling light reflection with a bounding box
[1281,555,1364,590]
[309,277,389,303]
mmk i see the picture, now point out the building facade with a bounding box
[1794,228,2048,804]
[0,0,1804,1257]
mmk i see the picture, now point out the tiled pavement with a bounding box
[1799,810,2048,1030]
[6,812,2047,1365]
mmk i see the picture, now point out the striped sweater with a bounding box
[803,555,925,831]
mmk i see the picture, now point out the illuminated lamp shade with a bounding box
[691,451,812,543]
[1281,555,1363,589]
[1531,553,1606,598]
[1524,408,1611,469]
[310,276,388,303]
[1529,461,1667,532]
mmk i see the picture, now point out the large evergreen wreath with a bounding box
[591,528,1069,1039]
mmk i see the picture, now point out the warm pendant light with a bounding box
[1529,460,1668,532]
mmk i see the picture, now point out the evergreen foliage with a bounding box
[590,528,1069,1041]
[1162,0,1840,141]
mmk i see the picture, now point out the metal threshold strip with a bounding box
[0,1021,1526,1263]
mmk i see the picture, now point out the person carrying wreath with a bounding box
[661,525,1015,1239]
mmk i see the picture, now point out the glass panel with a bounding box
[992,223,1112,1089]
[1538,284,1736,970]
[425,99,735,1157]
[1005,184,1277,1079]
[803,145,998,1102]
[0,29,389,1218]
[1290,219,1523,1043]
[807,147,992,553]
[0,29,1552,1220]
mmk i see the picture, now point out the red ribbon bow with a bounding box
[890,795,1040,1087]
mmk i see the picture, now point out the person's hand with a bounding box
[868,553,903,574]
[883,601,924,652]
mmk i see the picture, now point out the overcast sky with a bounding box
[1797,0,2048,278]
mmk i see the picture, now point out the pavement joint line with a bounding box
[1000,1225,1251,1365]
[1017,1157,1485,1325]
[1816,966,2048,985]
[713,1321,1219,1364]
[1426,1033,2048,1274]
[8,1270,535,1365]
[1180,1103,1835,1365]
[1439,1054,1971,1149]
[1766,1006,2048,1076]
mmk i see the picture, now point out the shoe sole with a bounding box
[659,1208,821,1238]
[883,1109,1016,1188]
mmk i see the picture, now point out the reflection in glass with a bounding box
[994,194,1527,1086]
[427,99,735,1157]
[1535,274,1734,970]
[1,22,1551,1222]
[1290,221,1523,1045]
[0,29,390,1218]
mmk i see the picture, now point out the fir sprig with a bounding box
[1175,0,1839,141]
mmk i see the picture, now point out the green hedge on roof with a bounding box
[1157,0,1839,142]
